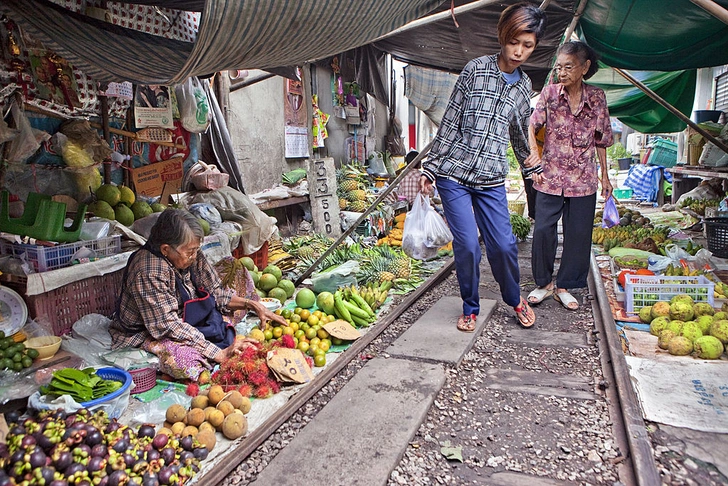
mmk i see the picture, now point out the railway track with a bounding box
[193,247,682,486]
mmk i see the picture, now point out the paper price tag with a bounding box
[267,348,314,384]
[323,320,361,341]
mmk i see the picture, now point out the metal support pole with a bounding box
[690,0,728,25]
[613,68,728,156]
[294,141,432,286]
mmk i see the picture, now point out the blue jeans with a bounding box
[436,178,522,316]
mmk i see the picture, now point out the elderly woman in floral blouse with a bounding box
[526,41,614,311]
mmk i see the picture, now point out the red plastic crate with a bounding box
[232,240,269,269]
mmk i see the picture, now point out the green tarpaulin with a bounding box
[588,65,697,134]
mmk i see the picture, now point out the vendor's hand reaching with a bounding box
[247,299,287,331]
[215,337,260,363]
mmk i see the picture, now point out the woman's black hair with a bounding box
[557,41,599,80]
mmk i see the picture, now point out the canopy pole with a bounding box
[690,0,728,25]
[562,0,590,43]
[371,0,503,42]
[613,68,728,156]
[294,141,432,286]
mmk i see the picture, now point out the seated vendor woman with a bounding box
[109,208,286,380]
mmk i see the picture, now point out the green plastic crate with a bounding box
[647,139,678,168]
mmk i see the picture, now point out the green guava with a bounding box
[667,336,693,356]
[692,303,715,318]
[693,335,724,359]
[669,301,694,321]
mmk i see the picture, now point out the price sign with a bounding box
[323,320,361,341]
[267,348,314,384]
[306,157,341,237]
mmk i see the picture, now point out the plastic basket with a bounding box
[129,367,157,394]
[705,218,728,258]
[624,274,714,313]
[232,240,269,269]
[646,139,678,168]
[0,235,121,272]
[1,268,125,336]
[508,200,526,216]
[79,367,133,408]
[613,188,633,200]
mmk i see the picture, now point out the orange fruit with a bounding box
[307,345,320,356]
[299,309,311,321]
[297,341,310,353]
[263,329,274,341]
[313,354,326,367]
[289,322,299,332]
[319,340,330,352]
[312,310,323,319]
[283,326,294,336]
[272,327,283,339]
[294,307,303,315]
[332,337,344,346]
[290,314,301,323]
[294,329,306,340]
[307,315,319,326]
[317,329,329,340]
[309,337,321,347]
[305,328,317,340]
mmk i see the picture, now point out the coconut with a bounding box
[638,306,653,324]
[649,316,671,336]
[679,321,702,343]
[669,301,694,321]
[667,336,693,356]
[709,320,728,344]
[651,301,671,320]
[658,330,678,350]
[693,335,724,359]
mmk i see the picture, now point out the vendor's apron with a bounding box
[116,243,234,349]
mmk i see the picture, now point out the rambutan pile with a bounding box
[211,340,282,398]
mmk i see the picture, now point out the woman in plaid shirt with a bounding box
[110,209,286,380]
[420,3,546,331]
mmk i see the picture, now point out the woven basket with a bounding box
[129,367,157,394]
[508,200,526,216]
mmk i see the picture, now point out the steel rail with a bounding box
[589,256,662,486]
[204,258,455,485]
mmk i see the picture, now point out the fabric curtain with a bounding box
[404,64,458,126]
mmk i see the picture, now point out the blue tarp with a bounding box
[624,164,674,202]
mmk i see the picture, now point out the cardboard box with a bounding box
[130,157,184,199]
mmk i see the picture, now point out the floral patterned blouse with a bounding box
[530,83,613,197]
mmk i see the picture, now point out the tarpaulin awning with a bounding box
[0,0,442,85]
[373,0,577,91]
[588,64,697,133]
[578,0,728,71]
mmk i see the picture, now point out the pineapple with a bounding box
[348,189,367,201]
[297,245,315,259]
[349,200,368,212]
[339,179,359,192]
[388,257,411,279]
[365,256,396,284]
[339,198,348,210]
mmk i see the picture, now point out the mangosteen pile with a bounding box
[0,408,209,485]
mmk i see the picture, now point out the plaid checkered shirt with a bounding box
[109,248,234,360]
[422,54,538,188]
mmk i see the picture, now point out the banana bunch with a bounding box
[267,244,296,270]
[664,263,704,277]
[332,282,392,327]
[713,281,728,299]
[510,213,531,241]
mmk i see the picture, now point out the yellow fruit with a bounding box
[263,329,273,341]
[186,408,206,427]
[272,327,283,339]
[196,429,217,451]
[317,329,329,340]
[313,354,326,367]
[299,309,311,321]
[248,328,266,342]
[207,384,226,405]
[118,185,135,206]
[166,404,186,423]
[216,400,235,417]
[307,315,319,326]
[221,413,248,440]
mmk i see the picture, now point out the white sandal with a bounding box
[527,286,554,304]
[554,290,579,310]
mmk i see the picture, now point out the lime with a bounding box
[0,339,11,350]
[11,362,22,372]
[0,331,5,339]
[21,356,33,368]
[12,353,22,363]
[1,358,12,370]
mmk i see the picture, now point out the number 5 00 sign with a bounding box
[306,157,341,237]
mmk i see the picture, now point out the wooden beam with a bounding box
[690,0,728,25]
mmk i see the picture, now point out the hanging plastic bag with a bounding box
[602,196,620,228]
[175,77,211,133]
[402,194,451,260]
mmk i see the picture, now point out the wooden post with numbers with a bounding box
[306,157,342,238]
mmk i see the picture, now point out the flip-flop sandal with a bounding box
[457,314,477,333]
[527,286,554,304]
[554,291,579,310]
[514,297,536,328]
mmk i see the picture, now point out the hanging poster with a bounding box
[284,68,309,157]
[28,52,80,108]
[134,85,174,129]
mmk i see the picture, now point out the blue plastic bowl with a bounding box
[80,367,133,408]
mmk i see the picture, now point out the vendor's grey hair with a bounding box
[147,208,204,251]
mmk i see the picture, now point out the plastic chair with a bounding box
[0,190,87,242]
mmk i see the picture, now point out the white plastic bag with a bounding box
[402,194,452,260]
[311,260,360,293]
[175,77,211,133]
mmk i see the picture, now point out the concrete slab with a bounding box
[659,424,728,478]
[484,368,598,401]
[486,471,574,485]
[505,329,589,348]
[250,357,446,486]
[386,296,496,366]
